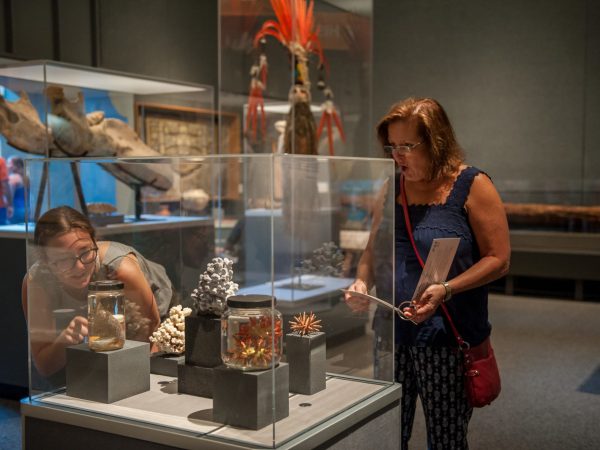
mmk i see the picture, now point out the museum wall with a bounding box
[373,0,600,205]
[0,0,598,204]
[0,0,218,86]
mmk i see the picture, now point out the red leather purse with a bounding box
[400,175,501,408]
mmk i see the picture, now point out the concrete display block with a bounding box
[66,340,150,403]
[185,315,222,367]
[286,332,326,395]
[177,363,218,398]
[213,363,289,430]
[150,352,184,377]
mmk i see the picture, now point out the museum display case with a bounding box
[22,154,397,448]
[0,60,215,223]
[0,62,216,394]
[218,0,373,158]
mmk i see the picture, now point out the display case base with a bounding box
[185,315,222,367]
[150,352,184,377]
[66,340,150,403]
[286,332,326,395]
[213,363,289,430]
[177,363,219,398]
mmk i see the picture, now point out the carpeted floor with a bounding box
[2,294,599,449]
[408,294,600,450]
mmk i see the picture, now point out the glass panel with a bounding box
[24,153,394,447]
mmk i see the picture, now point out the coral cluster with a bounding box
[191,257,238,316]
[298,241,344,277]
[289,311,322,336]
[149,305,192,354]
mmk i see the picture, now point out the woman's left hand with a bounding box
[402,283,446,324]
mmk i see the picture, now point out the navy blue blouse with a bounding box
[373,166,491,348]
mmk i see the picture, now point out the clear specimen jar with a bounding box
[87,280,126,351]
[221,295,282,371]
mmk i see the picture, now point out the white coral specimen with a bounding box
[149,305,192,354]
[191,257,238,316]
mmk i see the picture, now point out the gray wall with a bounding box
[1,0,597,203]
[0,0,218,86]
[373,0,599,205]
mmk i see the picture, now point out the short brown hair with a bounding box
[34,206,96,248]
[376,97,464,180]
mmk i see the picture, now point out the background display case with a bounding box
[0,61,215,222]
[22,154,397,448]
[218,0,373,158]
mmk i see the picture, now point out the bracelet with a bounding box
[439,281,452,302]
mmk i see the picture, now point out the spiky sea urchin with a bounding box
[289,311,322,336]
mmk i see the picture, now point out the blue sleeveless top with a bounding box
[373,166,491,347]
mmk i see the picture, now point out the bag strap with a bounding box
[399,174,469,350]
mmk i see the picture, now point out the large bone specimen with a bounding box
[0,91,51,154]
[92,116,173,190]
[0,87,173,191]
[46,86,173,190]
[46,86,94,156]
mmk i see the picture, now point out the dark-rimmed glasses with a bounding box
[383,141,422,156]
[49,247,98,273]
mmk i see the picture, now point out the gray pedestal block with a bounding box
[185,315,222,367]
[286,332,326,395]
[213,363,289,430]
[177,363,219,398]
[66,340,150,403]
[150,352,184,377]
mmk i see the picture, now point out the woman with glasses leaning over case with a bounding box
[22,206,173,377]
[345,98,510,450]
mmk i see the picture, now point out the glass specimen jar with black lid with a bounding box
[87,280,126,351]
[221,294,282,371]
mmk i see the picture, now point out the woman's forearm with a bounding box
[447,255,510,296]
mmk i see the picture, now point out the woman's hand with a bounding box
[344,279,371,313]
[58,316,88,346]
[402,283,445,323]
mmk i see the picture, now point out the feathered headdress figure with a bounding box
[246,0,344,155]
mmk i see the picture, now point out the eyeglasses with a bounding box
[49,247,98,273]
[383,141,423,156]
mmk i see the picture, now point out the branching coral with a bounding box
[191,257,239,316]
[149,305,192,354]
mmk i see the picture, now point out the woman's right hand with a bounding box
[58,316,88,346]
[344,279,371,313]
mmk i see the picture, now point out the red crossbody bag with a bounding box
[400,174,501,408]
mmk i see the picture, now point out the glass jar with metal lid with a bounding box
[87,280,126,351]
[221,295,282,371]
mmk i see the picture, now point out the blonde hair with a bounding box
[376,97,464,180]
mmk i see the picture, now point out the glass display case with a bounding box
[22,154,397,448]
[0,60,215,224]
[218,0,373,158]
[0,61,215,397]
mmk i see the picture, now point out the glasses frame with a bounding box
[383,141,423,156]
[49,246,99,273]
